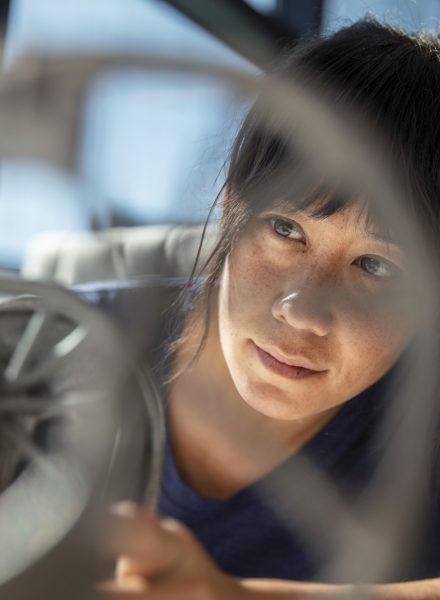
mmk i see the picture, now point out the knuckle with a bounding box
[161,517,193,540]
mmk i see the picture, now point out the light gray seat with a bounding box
[21,224,218,285]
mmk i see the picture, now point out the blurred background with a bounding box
[0,0,440,270]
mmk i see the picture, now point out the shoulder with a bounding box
[73,275,188,361]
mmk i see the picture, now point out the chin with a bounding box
[238,378,321,421]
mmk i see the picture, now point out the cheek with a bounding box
[219,237,279,326]
[217,238,280,386]
[335,292,408,393]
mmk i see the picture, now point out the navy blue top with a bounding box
[76,278,440,583]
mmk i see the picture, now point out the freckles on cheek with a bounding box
[344,286,408,337]
[340,303,407,382]
[334,284,408,371]
[227,243,279,305]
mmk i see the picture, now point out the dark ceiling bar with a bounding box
[0,0,10,37]
[277,0,324,35]
[161,0,298,69]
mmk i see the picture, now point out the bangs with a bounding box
[270,183,396,244]
[227,121,397,246]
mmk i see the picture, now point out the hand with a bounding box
[97,502,249,600]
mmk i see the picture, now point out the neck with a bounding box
[166,299,339,499]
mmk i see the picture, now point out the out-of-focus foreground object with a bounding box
[0,276,164,600]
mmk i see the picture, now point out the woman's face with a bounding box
[217,204,411,420]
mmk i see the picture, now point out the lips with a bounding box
[256,343,322,371]
[254,343,325,380]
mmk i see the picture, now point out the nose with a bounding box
[272,284,334,337]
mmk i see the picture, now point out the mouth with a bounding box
[254,343,326,380]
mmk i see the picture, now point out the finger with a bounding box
[116,556,152,580]
[96,593,144,600]
[104,502,187,578]
[96,575,147,599]
[96,588,145,600]
[96,581,202,600]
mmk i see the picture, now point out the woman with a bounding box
[98,20,440,598]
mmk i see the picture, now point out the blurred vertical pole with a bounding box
[0,0,10,241]
[0,0,10,63]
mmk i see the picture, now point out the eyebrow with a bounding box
[364,230,398,245]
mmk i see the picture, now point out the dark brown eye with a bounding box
[270,217,304,241]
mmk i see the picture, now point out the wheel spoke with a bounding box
[50,323,88,363]
[27,324,88,382]
[4,310,50,384]
[3,309,88,387]
[0,421,54,475]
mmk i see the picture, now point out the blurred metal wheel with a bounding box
[0,276,164,600]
